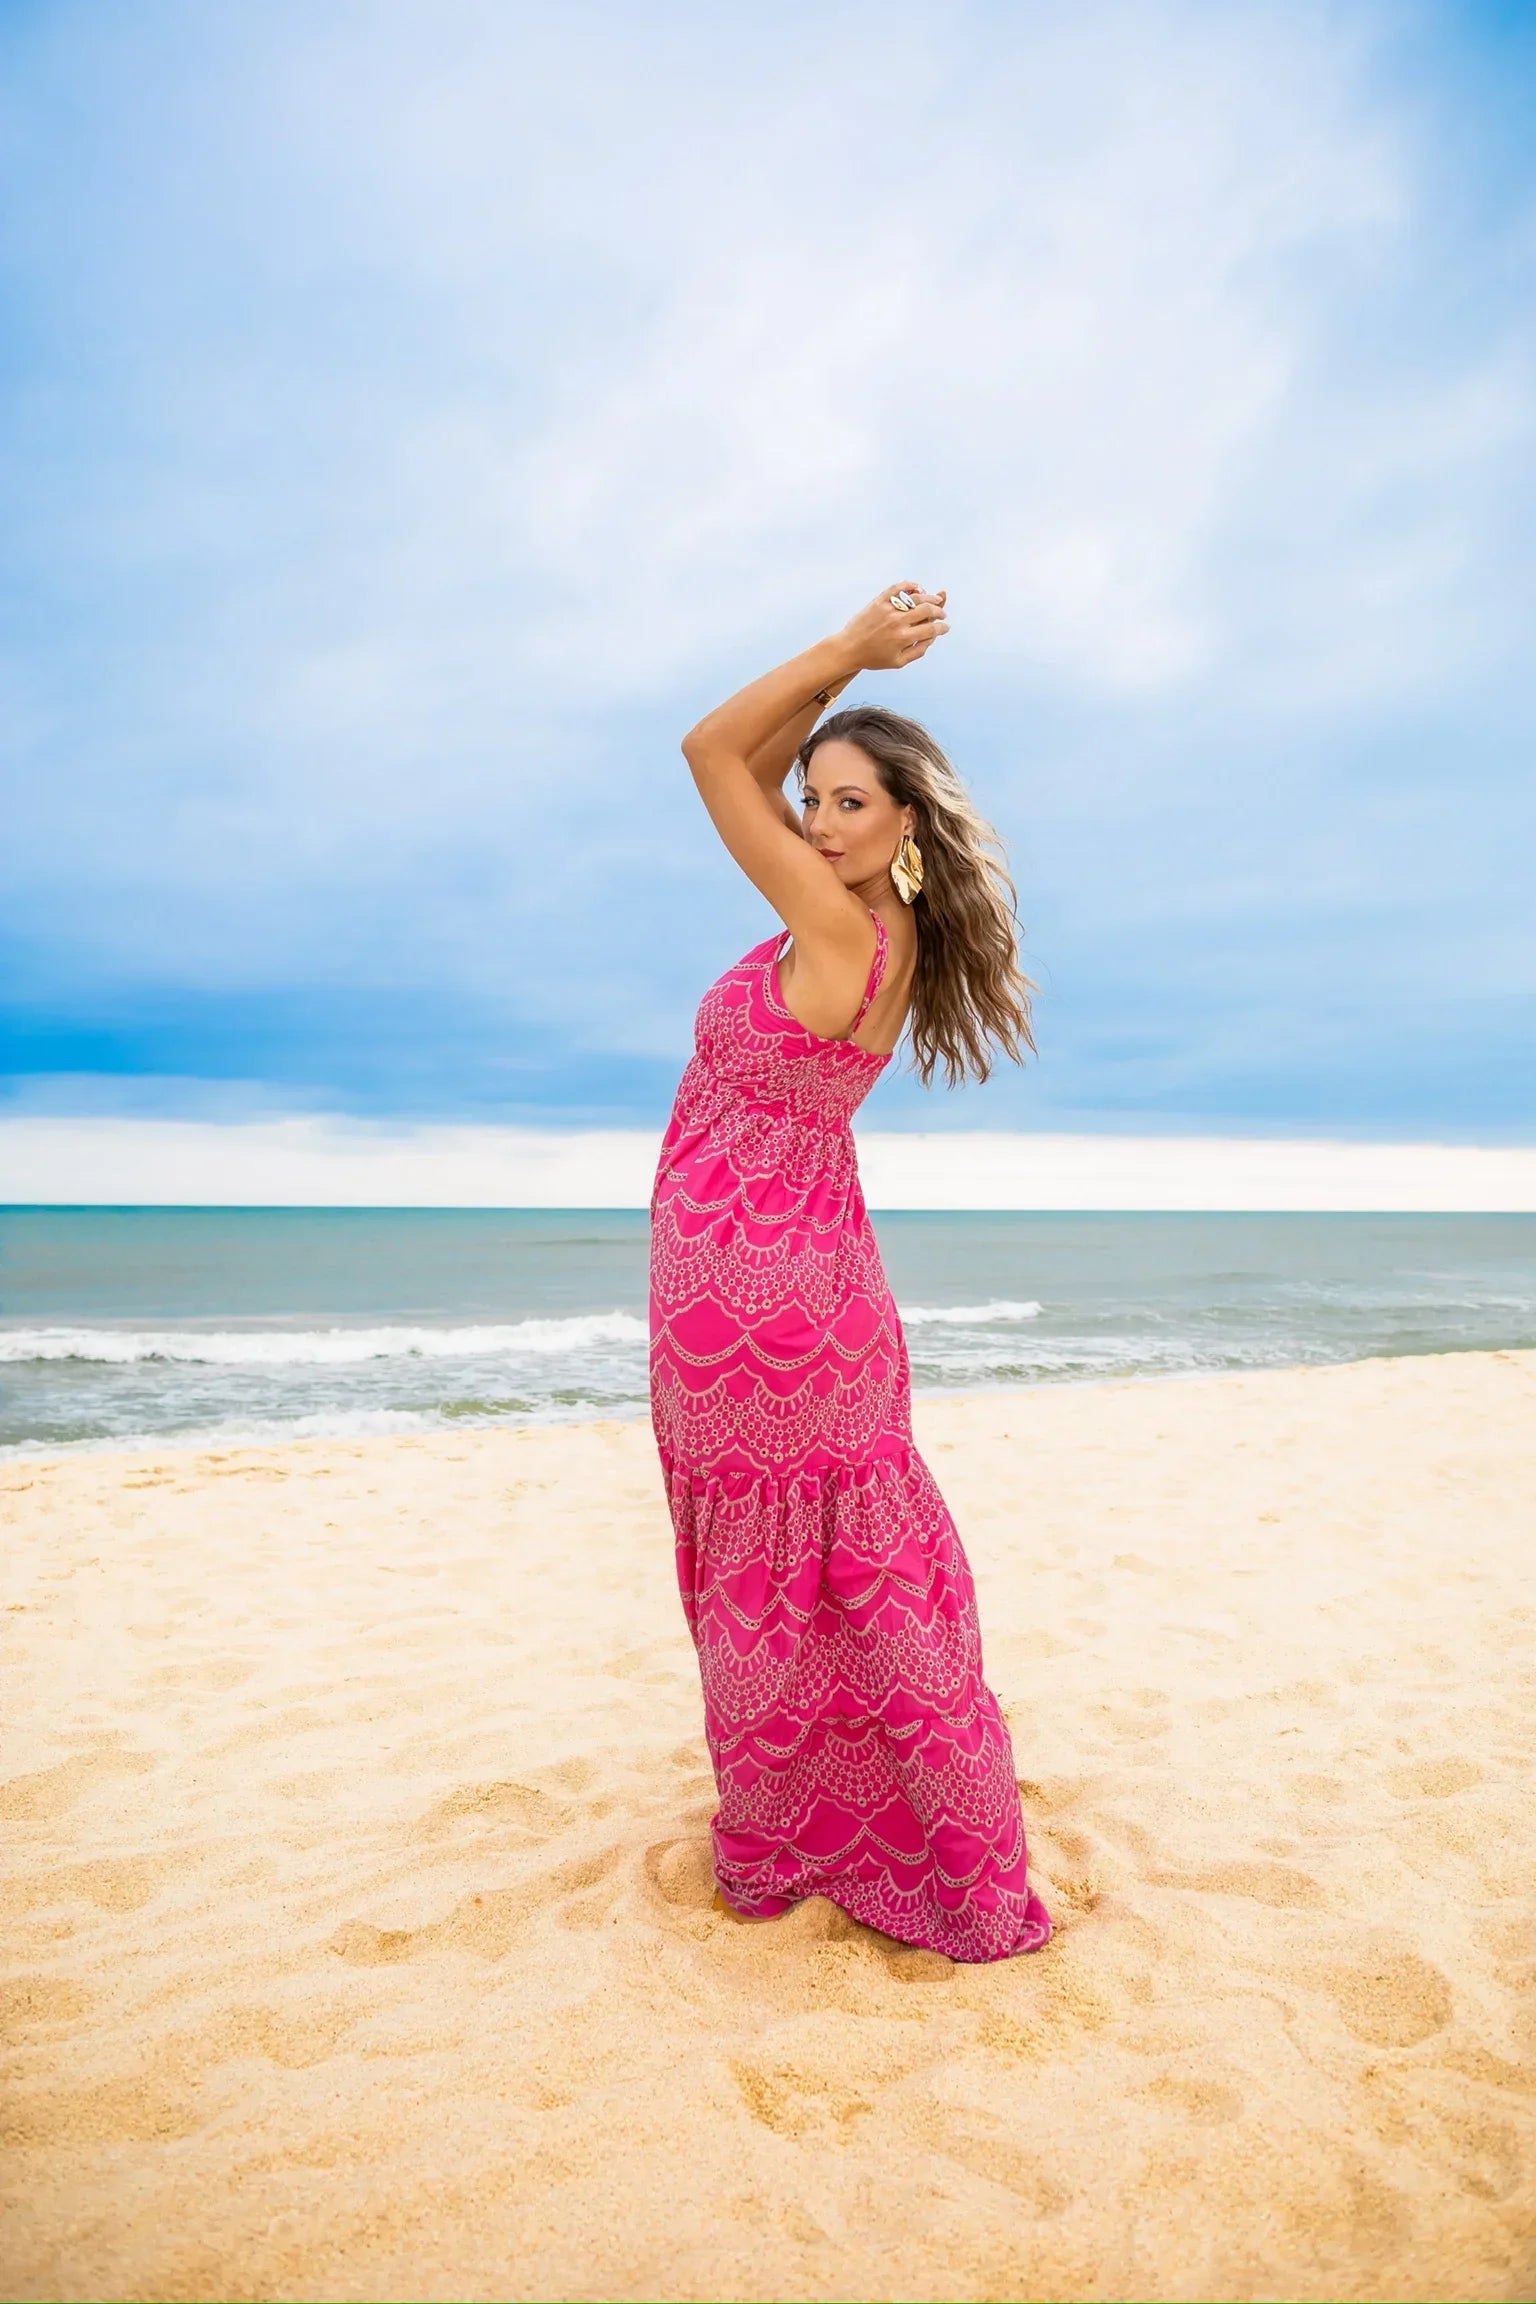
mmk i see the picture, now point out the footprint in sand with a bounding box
[1117,2023,1193,2057]
[1437,2043,1536,2096]
[1136,2074,1244,2125]
[1027,1849,1098,1930]
[1370,2074,1531,2203]
[0,1747,155,1822]
[275,1769,353,1802]
[329,1919,420,1966]
[977,1973,1116,2067]
[57,1854,183,1914]
[1438,2110,1527,2202]
[908,2105,1070,2211]
[882,1947,954,1983]
[731,2053,875,2141]
[539,1756,600,1793]
[1015,1628,1075,1659]
[1015,1774,1100,1816]
[1090,1704,1170,1744]
[1268,1676,1340,1709]
[604,1646,684,1685]
[5,1853,183,1919]
[1320,1949,1453,2046]
[1038,1874,1101,1922]
[209,2003,357,2070]
[663,1743,717,1801]
[1037,1823,1095,1868]
[1384,1756,1484,1799]
[417,1780,573,1838]
[146,1657,255,1693]
[1149,1859,1325,1909]
[2,2069,203,2148]
[1472,1913,1535,1963]
[645,1836,718,1911]
[331,1844,623,1966]
[0,1975,92,2036]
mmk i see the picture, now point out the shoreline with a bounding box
[5,1336,1534,1467]
[5,1346,1534,2300]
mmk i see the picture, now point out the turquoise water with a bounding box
[2,1207,1534,1452]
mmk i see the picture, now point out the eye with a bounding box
[839,797,863,811]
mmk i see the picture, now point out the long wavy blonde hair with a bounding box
[797,705,1036,1088]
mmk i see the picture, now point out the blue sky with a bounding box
[3,0,1533,1140]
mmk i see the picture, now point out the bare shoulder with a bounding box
[780,899,917,1048]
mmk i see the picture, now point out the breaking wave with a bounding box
[0,1312,649,1367]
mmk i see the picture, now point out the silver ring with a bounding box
[888,590,915,612]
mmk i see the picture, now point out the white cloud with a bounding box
[255,0,1525,713]
[2,0,1532,1131]
[5,1113,1535,1212]
[14,0,1530,773]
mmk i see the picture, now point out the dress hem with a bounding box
[715,1861,1054,1964]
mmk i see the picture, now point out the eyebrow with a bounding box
[803,781,870,797]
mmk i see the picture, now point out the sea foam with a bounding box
[901,1299,1043,1326]
[0,1312,649,1367]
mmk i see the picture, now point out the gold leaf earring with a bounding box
[891,831,924,905]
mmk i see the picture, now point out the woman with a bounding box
[650,584,1052,1963]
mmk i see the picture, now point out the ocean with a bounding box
[3,1206,1534,1455]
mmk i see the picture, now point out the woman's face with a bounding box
[800,740,913,892]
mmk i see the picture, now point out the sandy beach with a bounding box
[3,1348,1534,2303]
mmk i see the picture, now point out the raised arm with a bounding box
[681,586,947,946]
[743,674,857,834]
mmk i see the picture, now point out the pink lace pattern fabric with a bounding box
[650,921,1052,1962]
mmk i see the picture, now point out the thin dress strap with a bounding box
[771,914,890,1043]
[849,912,889,1035]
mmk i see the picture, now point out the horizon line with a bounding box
[3,1115,1535,1213]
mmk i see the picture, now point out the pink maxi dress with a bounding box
[649,916,1053,1963]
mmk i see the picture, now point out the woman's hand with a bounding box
[837,584,949,673]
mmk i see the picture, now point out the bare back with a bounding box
[777,900,918,1056]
